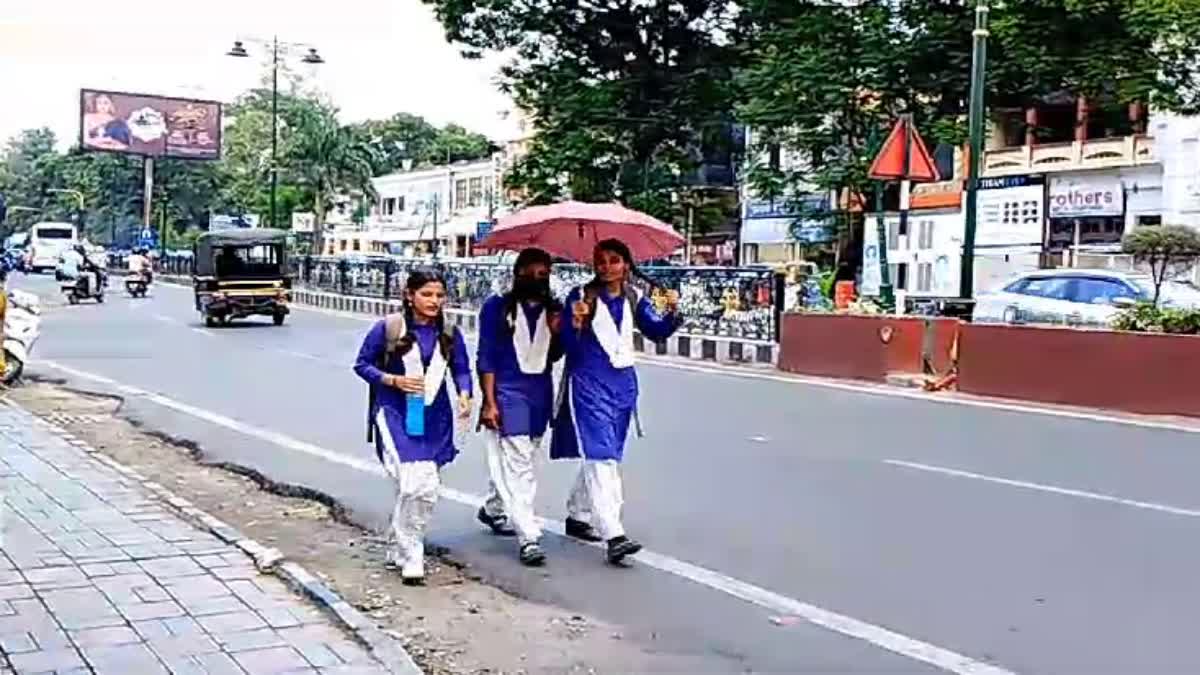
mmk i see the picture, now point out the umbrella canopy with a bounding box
[482,201,684,263]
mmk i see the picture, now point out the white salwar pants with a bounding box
[482,432,542,545]
[566,459,625,540]
[377,412,440,578]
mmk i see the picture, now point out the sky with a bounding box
[0,0,519,150]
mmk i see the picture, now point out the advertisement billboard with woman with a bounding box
[79,89,222,160]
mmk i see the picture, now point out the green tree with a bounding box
[352,115,496,174]
[1123,225,1200,305]
[286,105,377,252]
[423,0,741,223]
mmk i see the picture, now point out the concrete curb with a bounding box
[8,400,424,675]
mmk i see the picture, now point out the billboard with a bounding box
[80,89,222,160]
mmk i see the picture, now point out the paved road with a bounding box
[17,274,1200,674]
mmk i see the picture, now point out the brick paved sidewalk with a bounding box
[0,404,389,675]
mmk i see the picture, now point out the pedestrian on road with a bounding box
[354,267,473,584]
[475,247,564,567]
[550,239,682,564]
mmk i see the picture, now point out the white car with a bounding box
[974,269,1200,328]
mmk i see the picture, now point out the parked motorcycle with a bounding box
[63,270,106,304]
[124,271,150,298]
[3,290,41,385]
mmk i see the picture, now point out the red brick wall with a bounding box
[778,315,959,382]
[958,324,1200,416]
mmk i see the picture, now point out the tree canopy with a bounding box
[423,0,742,227]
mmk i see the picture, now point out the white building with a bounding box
[323,158,505,257]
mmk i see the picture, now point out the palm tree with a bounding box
[287,107,377,254]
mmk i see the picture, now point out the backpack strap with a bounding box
[382,313,407,364]
[368,313,407,445]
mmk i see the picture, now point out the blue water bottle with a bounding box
[405,393,425,437]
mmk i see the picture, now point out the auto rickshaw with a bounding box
[192,229,291,327]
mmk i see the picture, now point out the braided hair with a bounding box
[396,266,455,366]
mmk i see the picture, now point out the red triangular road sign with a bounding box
[868,118,940,182]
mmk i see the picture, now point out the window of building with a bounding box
[353,240,361,252]
[917,220,935,250]
[1137,215,1162,226]
[917,263,933,292]
[339,240,347,252]
[890,263,909,291]
[455,179,468,210]
[397,196,405,213]
[382,197,396,217]
[743,243,760,264]
[469,177,484,207]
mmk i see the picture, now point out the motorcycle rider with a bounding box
[68,244,104,296]
[127,247,152,285]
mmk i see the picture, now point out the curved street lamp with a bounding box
[226,37,326,228]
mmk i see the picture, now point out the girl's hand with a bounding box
[457,393,472,419]
[571,300,590,329]
[479,401,501,430]
[664,289,680,314]
[389,375,424,394]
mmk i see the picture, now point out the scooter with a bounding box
[63,270,106,305]
[3,290,42,385]
[124,270,150,298]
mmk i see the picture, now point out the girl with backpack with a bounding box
[550,239,682,564]
[354,267,473,584]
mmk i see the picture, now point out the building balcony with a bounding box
[982,135,1155,177]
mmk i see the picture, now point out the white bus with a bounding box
[27,222,78,273]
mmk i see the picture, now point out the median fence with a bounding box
[119,251,785,365]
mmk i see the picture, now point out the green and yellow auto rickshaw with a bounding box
[192,229,291,327]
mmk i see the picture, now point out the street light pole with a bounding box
[959,0,990,301]
[227,37,324,231]
[271,36,279,230]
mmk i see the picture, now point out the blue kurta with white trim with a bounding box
[476,295,563,438]
[549,286,682,462]
[354,321,473,466]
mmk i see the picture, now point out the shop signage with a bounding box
[1048,175,1123,218]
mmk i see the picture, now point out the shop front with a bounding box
[1046,168,1163,252]
[739,194,834,264]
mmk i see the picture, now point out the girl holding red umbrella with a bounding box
[550,239,682,564]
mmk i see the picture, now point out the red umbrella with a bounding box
[481,200,684,263]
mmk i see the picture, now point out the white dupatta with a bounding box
[400,332,450,405]
[591,290,638,369]
[510,304,552,374]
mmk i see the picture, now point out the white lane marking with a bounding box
[40,358,1013,675]
[885,460,1200,519]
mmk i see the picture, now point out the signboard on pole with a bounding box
[291,212,316,233]
[209,214,259,231]
[80,89,222,160]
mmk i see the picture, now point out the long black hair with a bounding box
[398,266,455,364]
[586,238,655,294]
[503,247,561,328]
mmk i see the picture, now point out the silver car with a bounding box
[974,269,1200,328]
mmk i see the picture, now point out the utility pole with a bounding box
[959,0,990,301]
[270,35,279,229]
